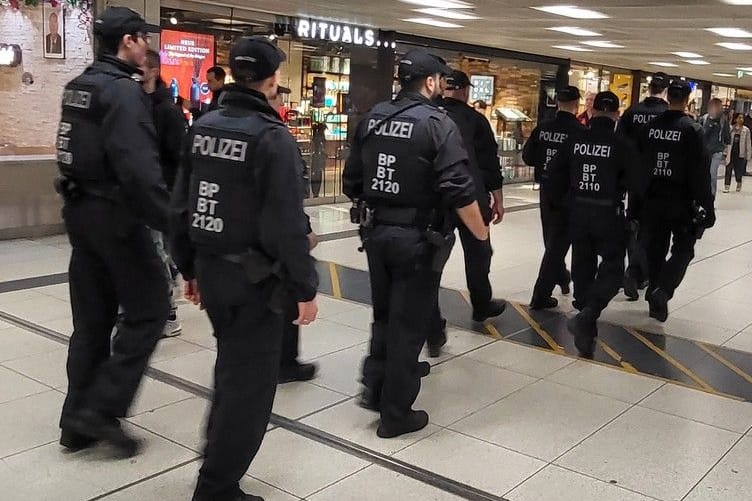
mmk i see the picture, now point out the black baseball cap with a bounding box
[398,49,452,83]
[230,36,287,82]
[667,78,692,99]
[446,70,474,90]
[93,7,159,38]
[594,91,620,112]
[650,72,670,89]
[556,85,581,103]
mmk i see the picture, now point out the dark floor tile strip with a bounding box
[86,457,201,501]
[0,272,68,293]
[0,310,508,501]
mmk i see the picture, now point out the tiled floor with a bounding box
[0,189,751,499]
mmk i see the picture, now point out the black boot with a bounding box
[472,300,507,322]
[193,490,264,501]
[530,295,558,310]
[559,270,572,295]
[623,274,639,301]
[567,309,598,358]
[60,428,98,452]
[278,362,318,384]
[417,361,431,378]
[358,387,380,412]
[648,288,669,323]
[65,409,140,458]
[377,410,429,439]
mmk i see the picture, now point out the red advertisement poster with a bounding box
[160,30,215,109]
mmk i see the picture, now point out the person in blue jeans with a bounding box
[700,98,731,197]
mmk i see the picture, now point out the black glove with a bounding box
[704,207,716,229]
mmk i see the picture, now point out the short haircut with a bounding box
[145,49,160,70]
[49,13,58,21]
[667,92,689,105]
[709,97,723,106]
[649,83,665,95]
[207,66,226,80]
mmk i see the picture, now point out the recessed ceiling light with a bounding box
[672,51,702,58]
[546,26,601,36]
[532,5,609,19]
[649,62,679,67]
[685,60,710,65]
[706,27,752,37]
[737,66,752,71]
[724,0,752,5]
[413,8,480,19]
[717,42,752,50]
[581,40,624,48]
[400,0,472,8]
[713,73,735,77]
[402,18,464,28]
[552,45,593,52]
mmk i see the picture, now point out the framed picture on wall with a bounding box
[43,3,65,59]
[469,75,494,105]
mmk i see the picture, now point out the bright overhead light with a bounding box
[532,5,609,19]
[685,59,710,65]
[717,42,752,50]
[169,16,178,25]
[402,17,463,28]
[713,73,735,77]
[400,0,473,8]
[413,8,480,20]
[706,27,752,37]
[672,51,702,58]
[546,26,601,36]
[737,66,752,71]
[581,40,623,48]
[552,45,593,52]
[649,62,679,67]
[724,0,752,5]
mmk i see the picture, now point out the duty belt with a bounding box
[573,196,624,215]
[219,248,287,314]
[372,206,433,228]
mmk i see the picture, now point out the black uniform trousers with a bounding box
[458,222,493,312]
[60,197,169,425]
[570,204,626,317]
[641,199,697,299]
[361,225,439,425]
[281,294,300,367]
[192,256,283,501]
[533,185,571,297]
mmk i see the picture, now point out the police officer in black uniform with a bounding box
[170,37,319,501]
[55,7,169,457]
[343,49,488,438]
[637,79,715,322]
[618,72,670,300]
[548,91,643,356]
[441,70,506,320]
[523,86,585,309]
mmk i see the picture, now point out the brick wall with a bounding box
[0,6,93,152]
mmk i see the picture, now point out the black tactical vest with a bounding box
[533,112,583,182]
[57,68,127,183]
[567,124,624,204]
[642,113,696,189]
[187,111,277,253]
[359,100,444,209]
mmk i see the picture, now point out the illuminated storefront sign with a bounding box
[296,19,376,47]
[0,44,22,67]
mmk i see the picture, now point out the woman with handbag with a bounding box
[724,113,752,193]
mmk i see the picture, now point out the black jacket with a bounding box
[343,91,476,212]
[617,96,668,143]
[442,97,503,222]
[548,116,644,209]
[169,85,317,301]
[57,55,169,232]
[523,110,586,184]
[639,110,713,211]
[150,80,187,190]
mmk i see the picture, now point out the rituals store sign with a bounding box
[296,19,376,47]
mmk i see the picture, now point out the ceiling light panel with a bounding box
[532,6,609,19]
[649,62,679,67]
[713,73,735,77]
[672,51,702,58]
[717,42,752,50]
[546,26,601,36]
[552,45,593,52]
[400,0,473,8]
[724,0,752,5]
[581,40,623,48]
[685,60,710,65]
[402,17,464,28]
[706,27,752,37]
[414,8,480,20]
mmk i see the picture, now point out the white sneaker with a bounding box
[163,319,182,338]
